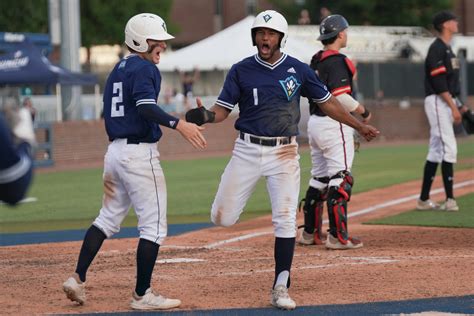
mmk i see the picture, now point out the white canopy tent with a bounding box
[159,16,314,72]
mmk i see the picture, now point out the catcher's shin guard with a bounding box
[327,171,354,244]
[299,177,329,237]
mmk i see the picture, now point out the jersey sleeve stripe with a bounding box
[0,154,31,184]
[311,91,331,104]
[331,86,351,96]
[216,99,235,110]
[136,99,157,106]
[430,66,447,76]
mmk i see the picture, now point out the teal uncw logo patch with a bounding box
[263,14,272,22]
[279,76,301,101]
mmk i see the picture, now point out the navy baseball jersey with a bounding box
[103,54,177,143]
[216,53,330,136]
[424,38,460,97]
[309,50,356,116]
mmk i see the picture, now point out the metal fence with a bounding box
[356,62,473,100]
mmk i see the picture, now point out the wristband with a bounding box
[361,108,370,119]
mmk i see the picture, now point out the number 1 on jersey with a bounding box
[253,88,258,106]
[111,82,124,117]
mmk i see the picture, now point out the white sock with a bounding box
[275,270,289,288]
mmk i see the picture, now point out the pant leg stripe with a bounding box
[148,149,161,243]
[434,96,446,158]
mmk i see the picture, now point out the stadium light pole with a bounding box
[59,0,82,121]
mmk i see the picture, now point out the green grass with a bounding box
[1,137,473,233]
[365,193,474,228]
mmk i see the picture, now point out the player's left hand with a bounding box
[185,97,216,126]
[358,124,379,142]
[452,107,462,125]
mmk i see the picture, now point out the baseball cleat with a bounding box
[297,229,315,245]
[325,234,363,250]
[130,288,181,310]
[297,229,326,245]
[439,198,459,212]
[62,274,86,305]
[271,284,296,310]
[416,198,440,210]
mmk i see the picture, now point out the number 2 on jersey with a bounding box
[111,82,124,117]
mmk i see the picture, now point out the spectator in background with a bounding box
[375,89,385,107]
[298,9,311,25]
[319,7,331,22]
[179,67,200,111]
[161,86,178,115]
[22,97,36,122]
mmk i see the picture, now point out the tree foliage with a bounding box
[80,0,174,47]
[0,0,48,33]
[269,0,453,28]
[0,0,173,48]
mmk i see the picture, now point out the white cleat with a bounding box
[416,199,440,210]
[440,198,459,212]
[271,284,296,310]
[130,288,181,310]
[297,229,315,245]
[62,274,86,305]
[325,234,363,250]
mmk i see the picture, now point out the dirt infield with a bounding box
[0,170,473,315]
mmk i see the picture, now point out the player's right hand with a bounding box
[358,124,379,142]
[176,120,207,149]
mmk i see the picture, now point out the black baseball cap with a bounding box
[432,11,457,31]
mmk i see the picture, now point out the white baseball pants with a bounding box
[424,94,457,163]
[211,137,300,238]
[307,115,355,188]
[93,139,168,245]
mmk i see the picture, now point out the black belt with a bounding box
[239,132,292,147]
[126,138,140,144]
[111,138,151,144]
[126,138,154,144]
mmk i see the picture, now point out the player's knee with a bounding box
[274,220,297,238]
[328,171,353,202]
[92,218,119,238]
[211,207,238,227]
[308,176,329,193]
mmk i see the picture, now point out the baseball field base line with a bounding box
[204,180,474,249]
[213,256,400,277]
[80,295,474,315]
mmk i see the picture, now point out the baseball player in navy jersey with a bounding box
[185,10,378,310]
[62,13,206,310]
[417,11,468,212]
[0,108,35,205]
[297,15,372,250]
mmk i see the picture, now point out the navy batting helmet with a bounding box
[318,14,349,41]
